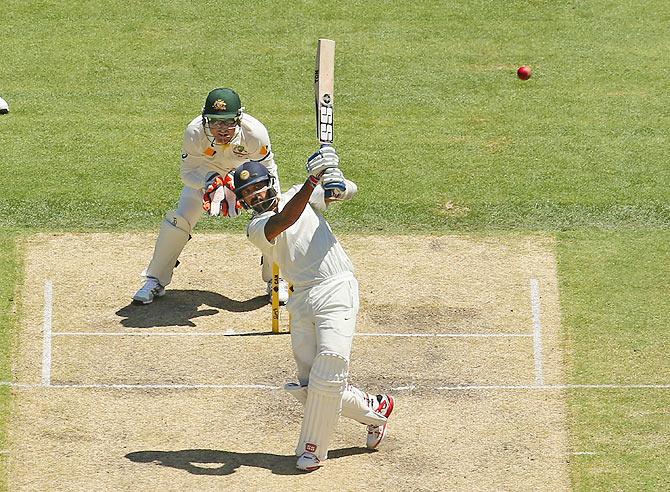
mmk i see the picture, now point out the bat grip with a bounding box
[319,144,333,198]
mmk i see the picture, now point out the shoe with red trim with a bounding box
[366,394,394,449]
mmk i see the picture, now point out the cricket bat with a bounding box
[314,38,345,198]
[315,38,335,146]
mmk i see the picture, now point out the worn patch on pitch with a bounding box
[9,233,569,490]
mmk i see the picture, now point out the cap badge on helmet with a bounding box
[240,170,250,180]
[212,99,227,111]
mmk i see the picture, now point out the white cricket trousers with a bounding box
[287,273,359,384]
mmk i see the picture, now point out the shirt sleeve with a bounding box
[246,211,277,252]
[309,185,327,211]
[309,179,358,211]
[261,152,280,192]
[180,126,211,189]
[247,122,280,191]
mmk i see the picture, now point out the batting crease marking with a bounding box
[530,278,544,386]
[41,280,53,387]
[48,383,279,390]
[51,331,533,338]
[2,381,668,391]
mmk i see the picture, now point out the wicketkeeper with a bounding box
[133,88,289,304]
[233,147,394,472]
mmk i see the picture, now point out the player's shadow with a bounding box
[115,290,268,328]
[125,447,373,476]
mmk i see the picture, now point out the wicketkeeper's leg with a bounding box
[144,186,202,286]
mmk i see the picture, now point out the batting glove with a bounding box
[203,172,242,217]
[306,145,339,179]
[320,167,346,199]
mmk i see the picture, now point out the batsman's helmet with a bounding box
[233,161,277,213]
[202,88,243,120]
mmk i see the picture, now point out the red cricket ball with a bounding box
[517,66,532,80]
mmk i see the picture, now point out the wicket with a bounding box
[271,263,291,333]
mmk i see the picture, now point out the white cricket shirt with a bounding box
[180,113,277,189]
[247,185,354,288]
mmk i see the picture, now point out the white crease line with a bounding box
[571,451,598,455]
[49,383,280,390]
[3,381,667,390]
[435,384,670,390]
[530,278,544,386]
[356,333,531,338]
[53,332,264,336]
[52,331,533,338]
[0,382,34,388]
[42,280,53,387]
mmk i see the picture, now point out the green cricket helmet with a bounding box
[202,88,243,120]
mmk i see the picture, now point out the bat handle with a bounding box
[320,143,331,198]
[318,143,342,199]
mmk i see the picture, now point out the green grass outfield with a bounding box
[1,0,668,489]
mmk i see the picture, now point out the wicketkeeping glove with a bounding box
[202,172,242,217]
[320,167,347,199]
[306,145,339,179]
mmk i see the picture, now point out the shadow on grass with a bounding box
[125,447,374,476]
[116,290,268,328]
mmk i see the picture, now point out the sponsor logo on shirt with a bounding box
[233,145,247,156]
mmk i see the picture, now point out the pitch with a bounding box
[7,233,568,490]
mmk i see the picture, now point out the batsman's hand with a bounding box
[320,167,346,199]
[306,145,339,179]
[203,172,242,217]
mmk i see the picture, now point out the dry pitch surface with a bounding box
[8,233,569,491]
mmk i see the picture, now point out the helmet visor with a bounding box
[240,183,277,214]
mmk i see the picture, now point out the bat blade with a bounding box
[315,38,335,145]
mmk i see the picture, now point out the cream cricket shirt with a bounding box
[247,185,354,288]
[180,113,278,189]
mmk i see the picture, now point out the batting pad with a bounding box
[146,211,191,286]
[295,352,348,460]
[285,383,387,426]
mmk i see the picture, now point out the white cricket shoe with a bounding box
[366,394,395,449]
[267,278,289,305]
[296,452,322,472]
[132,277,165,304]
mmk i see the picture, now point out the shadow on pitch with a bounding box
[115,290,268,328]
[125,447,373,476]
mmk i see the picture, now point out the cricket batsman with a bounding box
[133,88,290,305]
[233,147,394,471]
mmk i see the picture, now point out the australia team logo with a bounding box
[212,99,227,111]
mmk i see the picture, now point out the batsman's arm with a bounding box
[308,178,357,211]
[264,176,319,242]
[320,168,356,205]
